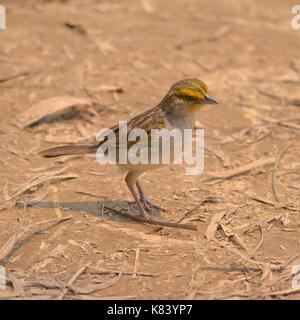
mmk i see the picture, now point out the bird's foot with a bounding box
[126,200,151,219]
[140,196,164,212]
[128,198,163,212]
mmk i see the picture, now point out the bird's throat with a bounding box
[165,112,196,130]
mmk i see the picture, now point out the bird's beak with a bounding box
[204,93,218,104]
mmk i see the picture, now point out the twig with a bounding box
[8,273,25,297]
[0,216,72,265]
[262,287,300,297]
[249,225,264,257]
[176,196,218,223]
[25,181,50,207]
[206,206,240,240]
[87,268,159,277]
[0,72,31,84]
[259,115,300,131]
[104,206,197,231]
[206,212,227,240]
[57,263,90,300]
[75,190,103,199]
[259,91,300,107]
[8,145,31,161]
[133,248,140,278]
[23,277,64,290]
[227,233,250,254]
[15,173,78,198]
[204,145,231,167]
[69,272,123,295]
[249,195,300,212]
[1,171,78,204]
[82,170,105,176]
[281,253,300,269]
[0,205,27,263]
[272,143,293,202]
[212,238,275,269]
[203,157,275,184]
[234,214,284,235]
[73,294,137,300]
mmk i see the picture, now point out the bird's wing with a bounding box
[91,105,165,150]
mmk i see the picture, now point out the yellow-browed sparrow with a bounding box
[40,79,218,217]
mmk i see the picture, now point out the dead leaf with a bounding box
[16,96,92,129]
[88,84,124,93]
[64,22,87,35]
[206,212,227,240]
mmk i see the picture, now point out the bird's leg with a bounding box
[125,171,150,218]
[136,180,163,211]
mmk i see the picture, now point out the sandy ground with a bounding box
[0,0,300,299]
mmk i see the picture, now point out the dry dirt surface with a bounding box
[0,0,300,300]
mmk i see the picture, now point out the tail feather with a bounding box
[39,144,95,157]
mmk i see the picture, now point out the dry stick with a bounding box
[0,227,21,264]
[206,212,227,241]
[8,145,31,161]
[0,216,72,265]
[26,181,50,207]
[132,248,140,278]
[228,232,250,254]
[1,171,78,204]
[259,115,300,131]
[262,287,300,297]
[281,253,300,269]
[15,173,78,198]
[69,272,123,295]
[8,273,25,297]
[23,278,63,290]
[74,294,137,300]
[176,195,218,223]
[24,216,72,230]
[272,143,293,203]
[249,195,300,212]
[87,268,159,277]
[206,206,242,241]
[0,204,27,263]
[0,72,31,84]
[57,264,89,300]
[203,157,275,184]
[75,190,104,199]
[104,206,197,231]
[259,91,300,106]
[279,122,300,130]
[211,238,275,269]
[249,225,264,257]
[28,167,69,182]
[82,170,105,176]
[204,145,231,167]
[201,285,300,299]
[234,214,284,235]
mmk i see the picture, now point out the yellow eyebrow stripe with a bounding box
[176,87,204,99]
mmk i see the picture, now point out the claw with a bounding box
[128,198,163,212]
[140,196,163,211]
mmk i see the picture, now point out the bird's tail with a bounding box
[39,144,96,157]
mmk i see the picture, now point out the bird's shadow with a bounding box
[29,198,160,223]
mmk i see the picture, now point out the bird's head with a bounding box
[162,79,218,113]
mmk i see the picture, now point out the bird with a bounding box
[40,79,218,218]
